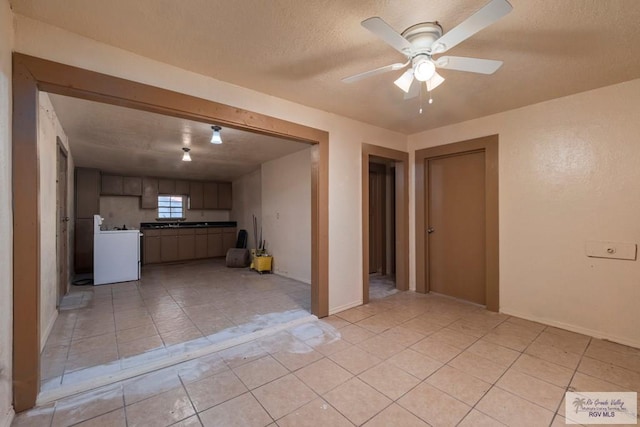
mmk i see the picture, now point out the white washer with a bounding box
[93,215,141,285]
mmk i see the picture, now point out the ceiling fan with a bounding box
[343,0,513,99]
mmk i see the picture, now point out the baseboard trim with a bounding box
[500,307,640,349]
[37,313,317,405]
[329,300,363,316]
[1,408,15,427]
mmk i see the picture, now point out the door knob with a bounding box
[62,217,70,222]
[427,227,435,234]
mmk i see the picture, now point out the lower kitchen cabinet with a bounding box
[144,232,162,264]
[207,229,224,258]
[195,229,208,259]
[178,229,196,260]
[160,235,179,262]
[144,226,237,264]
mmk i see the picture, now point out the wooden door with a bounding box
[56,142,68,305]
[427,151,486,305]
[368,163,385,274]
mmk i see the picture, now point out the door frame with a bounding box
[56,138,69,306]
[12,53,329,411]
[415,135,499,311]
[368,162,386,275]
[361,144,409,304]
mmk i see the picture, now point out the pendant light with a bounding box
[210,126,223,144]
[181,147,192,162]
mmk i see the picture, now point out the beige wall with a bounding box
[13,15,408,313]
[262,148,312,283]
[231,169,262,249]
[409,79,640,348]
[38,93,74,350]
[0,0,13,422]
[99,196,229,230]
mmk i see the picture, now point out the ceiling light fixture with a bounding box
[182,147,192,162]
[413,57,436,82]
[210,126,223,144]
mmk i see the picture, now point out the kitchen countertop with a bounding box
[140,221,237,229]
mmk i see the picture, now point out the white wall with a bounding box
[262,148,312,283]
[0,0,13,422]
[408,79,640,348]
[231,169,262,249]
[38,93,74,350]
[99,196,229,230]
[13,15,408,313]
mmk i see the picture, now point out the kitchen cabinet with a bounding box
[75,168,100,219]
[143,230,162,264]
[218,182,232,210]
[203,182,218,209]
[207,228,224,257]
[123,176,142,196]
[178,229,196,260]
[195,230,208,259]
[175,180,190,195]
[158,178,176,194]
[189,181,204,210]
[101,174,123,195]
[75,168,100,273]
[141,178,159,209]
[74,218,94,273]
[223,228,237,251]
[160,230,179,262]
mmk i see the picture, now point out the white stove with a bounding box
[93,215,141,285]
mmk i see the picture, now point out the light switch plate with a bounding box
[585,241,637,261]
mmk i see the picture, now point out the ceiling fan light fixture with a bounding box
[210,126,223,144]
[182,147,192,162]
[413,58,436,82]
[394,69,414,93]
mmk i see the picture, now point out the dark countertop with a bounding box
[140,221,237,229]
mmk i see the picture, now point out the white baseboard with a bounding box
[329,300,363,316]
[40,310,59,352]
[1,408,15,427]
[500,307,640,349]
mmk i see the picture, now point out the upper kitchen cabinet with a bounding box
[158,178,176,194]
[203,182,218,210]
[158,179,190,195]
[122,176,142,196]
[218,182,232,210]
[189,181,204,210]
[101,174,123,195]
[175,180,190,195]
[75,167,100,219]
[141,177,159,209]
[188,181,231,210]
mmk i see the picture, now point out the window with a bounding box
[158,195,184,219]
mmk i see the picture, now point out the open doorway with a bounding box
[56,139,69,307]
[12,53,329,411]
[361,144,409,304]
[368,159,397,299]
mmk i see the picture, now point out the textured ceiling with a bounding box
[13,1,640,134]
[48,94,310,181]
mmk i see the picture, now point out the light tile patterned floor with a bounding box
[17,263,640,426]
[40,259,311,393]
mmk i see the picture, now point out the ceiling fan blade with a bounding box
[342,62,407,84]
[394,68,415,93]
[404,79,421,100]
[426,72,445,91]
[361,17,412,54]
[435,56,503,74]
[431,0,513,54]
